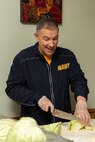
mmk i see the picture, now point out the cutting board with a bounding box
[61,119,95,142]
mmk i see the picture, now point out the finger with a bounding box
[41,105,48,112]
[79,113,89,125]
[40,103,51,112]
[85,113,91,124]
[45,105,50,112]
[49,105,54,113]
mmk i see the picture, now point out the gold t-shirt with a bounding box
[43,55,52,65]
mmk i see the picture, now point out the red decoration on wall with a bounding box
[20,0,62,24]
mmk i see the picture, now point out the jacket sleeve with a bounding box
[69,53,89,100]
[5,54,43,106]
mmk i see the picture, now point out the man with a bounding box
[5,17,90,125]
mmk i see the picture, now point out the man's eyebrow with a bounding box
[43,36,50,39]
[53,35,59,39]
[44,35,58,38]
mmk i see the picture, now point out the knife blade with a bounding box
[52,109,80,121]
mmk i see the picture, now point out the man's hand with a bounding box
[75,100,91,125]
[38,96,54,113]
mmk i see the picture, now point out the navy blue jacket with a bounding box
[5,43,89,125]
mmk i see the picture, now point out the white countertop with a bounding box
[61,119,95,142]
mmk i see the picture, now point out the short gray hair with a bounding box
[36,16,59,32]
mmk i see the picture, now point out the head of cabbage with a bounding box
[0,118,16,142]
[6,117,46,142]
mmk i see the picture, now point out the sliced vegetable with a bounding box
[67,120,95,131]
[85,125,95,130]
[67,120,84,131]
[40,121,62,135]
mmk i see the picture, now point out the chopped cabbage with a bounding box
[85,125,95,130]
[6,117,46,142]
[67,120,84,131]
[40,122,62,135]
[67,120,95,131]
[0,118,16,142]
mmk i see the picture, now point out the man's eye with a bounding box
[44,37,49,41]
[53,36,58,40]
[53,38,58,41]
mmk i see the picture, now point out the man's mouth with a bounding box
[46,47,54,51]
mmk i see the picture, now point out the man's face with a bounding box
[34,26,59,57]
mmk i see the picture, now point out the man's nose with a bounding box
[49,40,54,47]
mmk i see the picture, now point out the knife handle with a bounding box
[48,106,51,112]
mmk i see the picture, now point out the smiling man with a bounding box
[6,17,90,125]
[34,18,59,66]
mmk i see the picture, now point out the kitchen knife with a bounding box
[52,109,80,121]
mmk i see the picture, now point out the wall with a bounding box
[0,0,95,117]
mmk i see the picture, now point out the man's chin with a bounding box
[46,51,55,56]
[46,53,53,57]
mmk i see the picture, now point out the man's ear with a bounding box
[34,32,38,41]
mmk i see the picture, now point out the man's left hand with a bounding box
[75,101,91,125]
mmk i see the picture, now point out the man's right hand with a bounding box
[38,96,54,113]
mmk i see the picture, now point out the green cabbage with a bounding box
[18,117,37,126]
[40,122,62,135]
[6,117,46,142]
[0,118,16,142]
[67,120,84,131]
[85,125,95,130]
[67,120,95,131]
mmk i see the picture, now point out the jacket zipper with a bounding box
[46,63,55,123]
